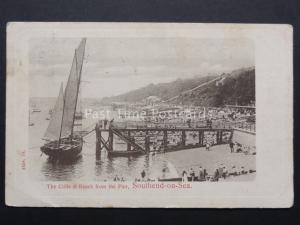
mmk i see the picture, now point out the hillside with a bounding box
[174,67,255,106]
[101,76,217,103]
[101,67,255,107]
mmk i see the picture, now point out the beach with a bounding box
[165,144,256,181]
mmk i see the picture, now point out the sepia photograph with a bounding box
[5,23,293,207]
[29,37,256,183]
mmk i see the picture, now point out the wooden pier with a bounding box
[95,123,233,157]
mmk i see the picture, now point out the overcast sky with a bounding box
[29,37,254,98]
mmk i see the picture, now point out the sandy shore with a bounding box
[164,144,256,181]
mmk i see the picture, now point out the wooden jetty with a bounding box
[95,122,233,157]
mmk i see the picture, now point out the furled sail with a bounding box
[44,83,64,140]
[60,38,86,138]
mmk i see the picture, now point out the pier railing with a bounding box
[112,120,207,129]
[111,120,255,133]
[212,120,256,133]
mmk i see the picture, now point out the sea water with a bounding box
[28,98,179,181]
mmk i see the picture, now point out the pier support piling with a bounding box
[145,131,150,152]
[127,130,131,151]
[198,131,202,146]
[163,130,168,151]
[95,124,100,152]
[109,128,114,152]
[95,125,233,155]
[182,130,186,147]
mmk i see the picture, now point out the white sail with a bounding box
[60,38,86,138]
[44,83,64,140]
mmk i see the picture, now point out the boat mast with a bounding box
[71,39,85,139]
[70,49,79,139]
[58,82,66,145]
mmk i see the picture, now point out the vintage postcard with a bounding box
[6,23,293,207]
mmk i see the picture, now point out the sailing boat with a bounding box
[40,38,86,160]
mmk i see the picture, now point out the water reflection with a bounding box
[38,146,178,181]
[41,155,84,181]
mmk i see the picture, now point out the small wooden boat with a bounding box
[107,150,144,157]
[32,109,41,113]
[41,38,86,160]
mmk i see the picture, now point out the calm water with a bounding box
[28,98,178,181]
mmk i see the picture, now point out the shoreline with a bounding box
[163,144,256,182]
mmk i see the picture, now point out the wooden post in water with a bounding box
[163,130,168,151]
[95,124,100,152]
[127,130,131,151]
[145,131,150,152]
[95,123,101,159]
[217,131,221,144]
[109,128,113,152]
[220,131,223,144]
[182,130,186,147]
[201,131,204,146]
[198,130,202,146]
[229,130,234,142]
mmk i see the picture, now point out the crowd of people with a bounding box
[181,164,256,182]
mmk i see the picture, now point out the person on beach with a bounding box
[189,168,195,181]
[218,164,224,178]
[198,166,205,181]
[229,141,234,153]
[113,175,120,181]
[222,166,228,179]
[212,168,219,181]
[206,142,210,151]
[230,166,237,176]
[236,143,242,153]
[141,170,146,180]
[204,169,208,180]
[240,166,246,174]
[182,170,188,182]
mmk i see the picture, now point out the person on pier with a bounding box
[187,118,191,128]
[109,118,114,128]
[103,118,108,129]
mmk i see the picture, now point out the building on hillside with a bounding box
[143,95,161,106]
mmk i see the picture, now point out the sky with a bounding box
[29,37,254,98]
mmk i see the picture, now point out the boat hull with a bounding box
[41,138,82,161]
